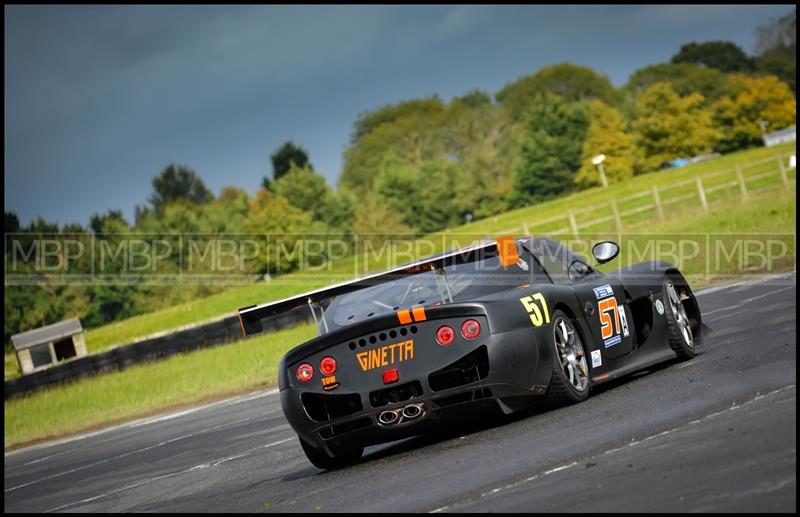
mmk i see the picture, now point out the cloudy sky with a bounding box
[4,5,794,226]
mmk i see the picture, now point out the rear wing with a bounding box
[237,236,522,337]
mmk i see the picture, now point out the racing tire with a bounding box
[662,276,697,361]
[299,436,363,470]
[544,310,591,408]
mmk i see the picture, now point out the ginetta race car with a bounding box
[238,236,704,469]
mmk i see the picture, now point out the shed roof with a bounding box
[11,318,83,351]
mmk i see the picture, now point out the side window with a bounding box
[535,252,570,283]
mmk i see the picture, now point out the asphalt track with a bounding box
[5,273,796,512]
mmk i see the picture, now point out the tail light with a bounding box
[320,356,337,376]
[382,368,399,384]
[461,319,481,340]
[296,363,314,382]
[436,325,455,346]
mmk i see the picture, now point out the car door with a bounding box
[570,276,636,361]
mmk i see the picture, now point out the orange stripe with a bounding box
[397,310,412,325]
[412,306,427,322]
[237,311,247,336]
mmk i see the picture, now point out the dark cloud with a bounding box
[4,5,793,226]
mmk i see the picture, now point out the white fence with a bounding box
[493,151,796,237]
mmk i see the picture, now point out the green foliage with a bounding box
[625,63,733,105]
[5,212,20,233]
[671,41,755,73]
[507,94,590,207]
[341,97,449,192]
[149,164,213,212]
[633,82,721,171]
[89,209,128,234]
[496,63,622,120]
[269,141,311,182]
[574,100,640,190]
[272,164,333,221]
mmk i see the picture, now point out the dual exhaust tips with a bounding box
[378,403,425,426]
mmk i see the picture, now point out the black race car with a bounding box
[238,236,704,469]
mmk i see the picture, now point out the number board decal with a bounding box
[598,296,623,348]
[519,293,551,327]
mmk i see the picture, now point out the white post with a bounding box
[695,176,708,212]
[777,156,789,186]
[610,197,623,233]
[568,211,579,236]
[652,186,665,221]
[735,164,748,201]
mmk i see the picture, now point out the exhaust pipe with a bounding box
[401,403,424,419]
[378,410,400,425]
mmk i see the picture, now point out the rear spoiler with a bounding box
[237,236,523,336]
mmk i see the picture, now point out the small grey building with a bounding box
[11,318,87,375]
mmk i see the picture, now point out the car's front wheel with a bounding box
[299,436,363,470]
[545,310,590,407]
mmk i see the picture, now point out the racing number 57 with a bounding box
[520,293,550,327]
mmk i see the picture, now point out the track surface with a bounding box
[5,274,796,512]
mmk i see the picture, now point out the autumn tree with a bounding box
[712,74,796,153]
[633,83,721,171]
[574,100,640,190]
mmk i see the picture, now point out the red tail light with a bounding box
[382,368,399,384]
[296,363,314,382]
[320,356,337,376]
[436,325,455,346]
[461,319,481,339]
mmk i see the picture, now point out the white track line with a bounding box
[429,385,795,513]
[44,437,295,513]
[5,416,253,493]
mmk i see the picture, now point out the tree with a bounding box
[5,212,20,233]
[269,141,311,182]
[453,90,492,109]
[507,94,590,207]
[496,63,621,120]
[671,41,755,73]
[149,164,213,212]
[712,74,796,153]
[242,189,317,275]
[341,97,449,192]
[633,83,721,171]
[574,100,640,190]
[625,63,733,105]
[272,164,333,221]
[754,9,796,93]
[90,209,128,234]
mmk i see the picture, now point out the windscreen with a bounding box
[321,252,530,330]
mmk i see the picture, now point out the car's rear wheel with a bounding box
[299,436,363,470]
[663,276,697,360]
[545,310,590,407]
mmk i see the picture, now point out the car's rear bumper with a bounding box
[279,327,552,455]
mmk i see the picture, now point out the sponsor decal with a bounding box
[655,299,665,315]
[591,350,602,368]
[519,293,551,327]
[356,339,414,372]
[322,375,340,391]
[593,284,614,299]
[604,335,622,348]
[618,305,630,337]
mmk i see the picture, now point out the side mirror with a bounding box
[592,241,620,264]
[567,259,592,281]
